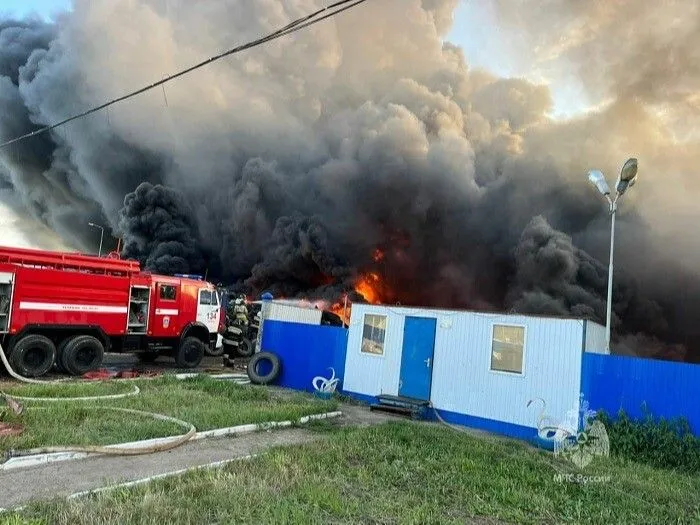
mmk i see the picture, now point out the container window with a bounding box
[490,324,525,374]
[199,290,212,305]
[159,285,177,301]
[361,314,386,355]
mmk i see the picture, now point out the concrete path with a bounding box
[0,404,399,509]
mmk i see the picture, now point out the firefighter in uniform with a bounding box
[233,295,249,326]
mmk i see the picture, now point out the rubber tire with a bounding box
[9,334,56,378]
[236,337,255,358]
[226,326,243,337]
[61,335,105,376]
[136,352,159,363]
[204,339,225,357]
[246,351,281,385]
[175,337,205,369]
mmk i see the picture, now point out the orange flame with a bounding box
[354,272,382,304]
[329,299,351,325]
[262,246,393,327]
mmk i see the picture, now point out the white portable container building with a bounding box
[342,303,607,439]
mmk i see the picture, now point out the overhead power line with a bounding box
[0,0,368,150]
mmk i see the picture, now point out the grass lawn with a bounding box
[8,421,700,524]
[0,376,337,454]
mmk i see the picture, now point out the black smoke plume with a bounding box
[0,1,698,362]
[118,182,205,275]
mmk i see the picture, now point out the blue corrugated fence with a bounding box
[260,320,348,393]
[582,353,700,435]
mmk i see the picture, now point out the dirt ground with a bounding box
[32,352,249,381]
[104,351,246,373]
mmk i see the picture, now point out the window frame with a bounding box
[199,289,212,306]
[360,313,387,358]
[488,322,527,377]
[159,284,177,302]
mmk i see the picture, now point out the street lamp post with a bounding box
[587,158,638,353]
[88,222,105,257]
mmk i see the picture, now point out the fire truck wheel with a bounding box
[176,337,206,368]
[246,352,281,385]
[61,335,105,376]
[9,334,57,378]
[237,338,255,358]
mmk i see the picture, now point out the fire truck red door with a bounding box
[152,282,180,338]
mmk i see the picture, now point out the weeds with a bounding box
[597,406,700,474]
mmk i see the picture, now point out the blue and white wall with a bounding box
[344,303,605,439]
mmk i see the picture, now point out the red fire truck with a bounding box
[0,246,223,377]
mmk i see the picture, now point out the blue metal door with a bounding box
[398,316,437,401]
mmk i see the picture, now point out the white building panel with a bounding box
[583,320,608,354]
[344,304,587,433]
[430,313,584,432]
[256,300,324,354]
[266,301,322,325]
[343,303,406,396]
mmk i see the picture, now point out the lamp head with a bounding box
[616,158,638,196]
[587,170,611,196]
[619,158,638,182]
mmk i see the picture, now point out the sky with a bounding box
[448,1,593,118]
[0,0,69,21]
[0,0,589,250]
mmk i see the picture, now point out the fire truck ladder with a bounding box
[0,246,140,277]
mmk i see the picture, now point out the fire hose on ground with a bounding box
[0,342,197,459]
